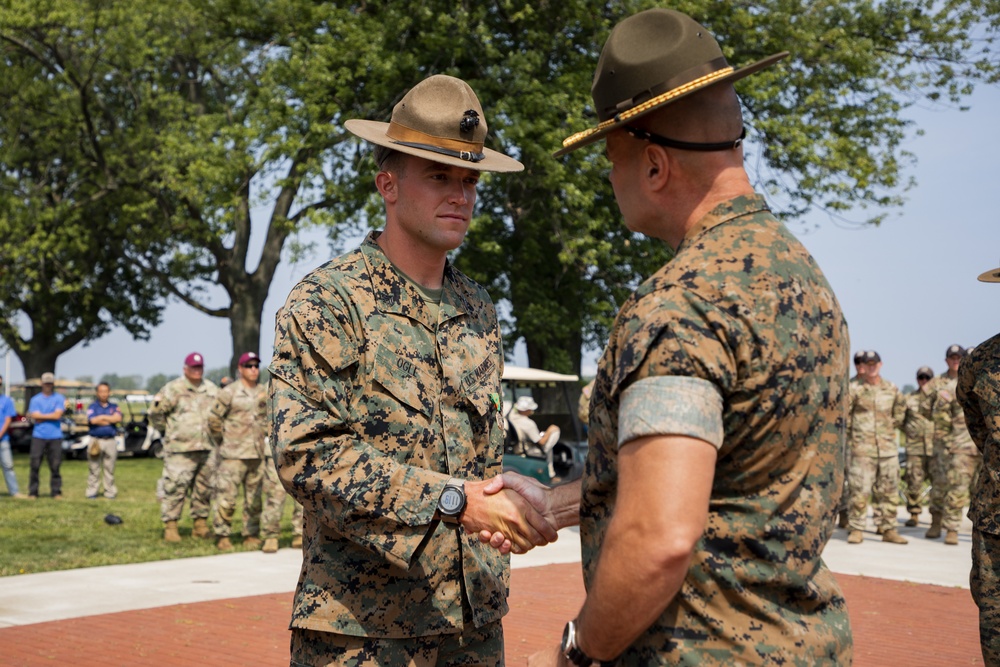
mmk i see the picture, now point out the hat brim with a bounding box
[554,52,789,157]
[978,267,1000,283]
[345,119,524,173]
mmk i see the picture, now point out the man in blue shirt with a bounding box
[86,382,122,499]
[0,375,26,498]
[27,372,66,499]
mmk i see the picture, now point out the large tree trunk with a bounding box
[226,280,269,377]
[19,347,61,381]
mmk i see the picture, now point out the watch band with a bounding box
[562,620,616,666]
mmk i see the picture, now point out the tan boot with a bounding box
[192,518,211,539]
[291,535,303,549]
[262,538,279,553]
[944,530,959,545]
[216,536,233,551]
[905,512,920,527]
[925,513,942,539]
[882,529,908,545]
[164,520,181,543]
[243,536,262,550]
[847,530,864,544]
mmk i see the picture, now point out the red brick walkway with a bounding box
[0,564,982,666]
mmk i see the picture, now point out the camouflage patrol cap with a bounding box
[853,351,864,364]
[861,350,881,364]
[555,8,788,156]
[344,75,524,173]
[916,366,934,380]
[945,344,966,358]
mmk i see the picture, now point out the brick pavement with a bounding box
[0,563,982,666]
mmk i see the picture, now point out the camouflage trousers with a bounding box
[837,447,852,514]
[160,450,216,523]
[927,445,949,517]
[261,455,303,540]
[943,451,982,532]
[903,451,931,515]
[289,621,503,667]
[971,529,1000,666]
[848,454,900,532]
[212,458,264,538]
[85,437,118,499]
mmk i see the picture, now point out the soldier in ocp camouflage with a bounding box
[845,352,907,543]
[150,355,218,536]
[207,353,267,549]
[902,367,935,525]
[259,435,303,551]
[958,328,1000,664]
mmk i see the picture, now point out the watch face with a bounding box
[439,486,465,515]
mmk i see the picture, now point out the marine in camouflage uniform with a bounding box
[958,329,1000,664]
[269,75,549,666]
[150,354,219,539]
[901,369,935,525]
[207,353,267,549]
[503,10,855,664]
[923,346,982,544]
[846,354,908,543]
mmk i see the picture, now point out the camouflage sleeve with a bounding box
[957,358,986,453]
[270,282,446,569]
[207,390,230,446]
[149,385,173,433]
[892,386,906,431]
[932,388,954,437]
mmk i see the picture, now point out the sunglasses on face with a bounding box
[244,364,260,369]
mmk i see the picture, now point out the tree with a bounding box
[98,373,142,391]
[145,373,178,393]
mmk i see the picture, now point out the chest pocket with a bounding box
[371,344,436,417]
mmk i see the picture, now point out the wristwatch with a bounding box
[437,478,466,522]
[562,620,615,666]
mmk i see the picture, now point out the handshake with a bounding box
[457,472,578,555]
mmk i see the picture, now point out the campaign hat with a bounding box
[555,8,788,157]
[978,261,1000,283]
[345,75,523,173]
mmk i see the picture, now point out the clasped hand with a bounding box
[459,473,558,555]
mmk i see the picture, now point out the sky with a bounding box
[4,83,999,393]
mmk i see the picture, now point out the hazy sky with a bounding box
[5,83,999,392]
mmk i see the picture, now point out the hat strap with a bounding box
[625,125,746,152]
[386,122,486,164]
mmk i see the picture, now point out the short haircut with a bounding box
[97,382,111,390]
[373,145,406,174]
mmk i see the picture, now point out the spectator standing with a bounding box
[207,352,266,551]
[260,435,304,553]
[487,10,853,663]
[270,74,555,664]
[27,372,66,499]
[923,344,982,544]
[839,350,869,528]
[508,395,561,479]
[902,366,935,526]
[957,260,1000,662]
[846,351,908,544]
[85,382,122,499]
[0,375,26,498]
[150,352,219,542]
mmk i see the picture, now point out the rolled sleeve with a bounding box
[619,375,724,449]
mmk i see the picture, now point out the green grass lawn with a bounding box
[1,453,301,577]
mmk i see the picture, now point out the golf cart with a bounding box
[119,393,163,458]
[501,365,588,485]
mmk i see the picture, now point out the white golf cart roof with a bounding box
[502,365,578,383]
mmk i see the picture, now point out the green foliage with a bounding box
[145,372,178,393]
[2,0,998,376]
[98,373,143,391]
[0,454,300,576]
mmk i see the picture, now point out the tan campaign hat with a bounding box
[978,260,1000,283]
[555,8,787,157]
[345,75,523,173]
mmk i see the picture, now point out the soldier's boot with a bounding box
[837,511,849,529]
[944,530,960,546]
[847,530,864,544]
[905,512,920,527]
[192,518,211,539]
[243,536,262,550]
[291,535,303,549]
[216,536,233,551]
[163,520,181,543]
[925,513,943,539]
[876,526,885,536]
[262,538,279,554]
[882,529,909,545]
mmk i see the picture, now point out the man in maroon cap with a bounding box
[150,352,220,542]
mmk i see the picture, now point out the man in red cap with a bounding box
[150,352,219,542]
[208,352,267,551]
